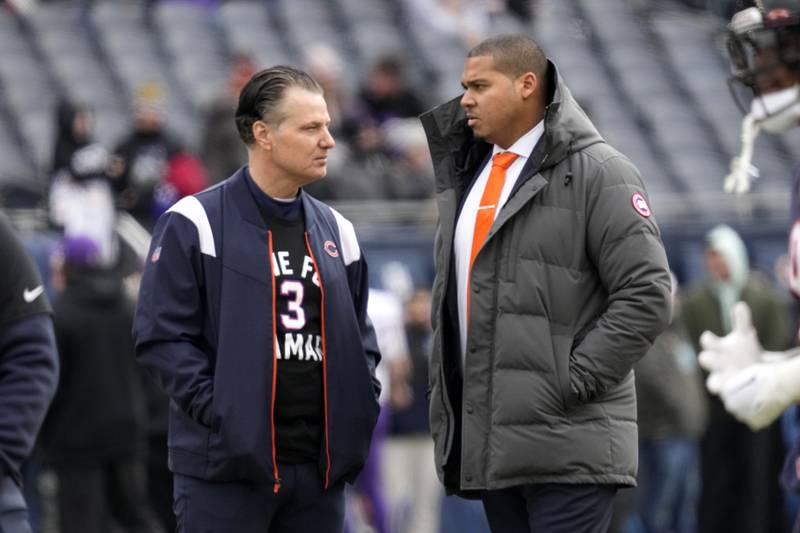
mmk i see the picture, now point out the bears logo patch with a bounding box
[324,240,339,258]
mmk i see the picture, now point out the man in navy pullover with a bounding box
[134,66,381,532]
[0,215,59,533]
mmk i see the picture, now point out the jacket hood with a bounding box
[420,59,604,190]
[706,224,750,292]
[53,100,91,173]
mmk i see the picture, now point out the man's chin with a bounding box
[301,171,327,187]
[469,127,486,140]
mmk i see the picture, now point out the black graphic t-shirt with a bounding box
[246,172,324,464]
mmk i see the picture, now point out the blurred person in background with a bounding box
[689,3,800,532]
[312,53,431,203]
[302,44,379,202]
[382,118,436,200]
[340,54,428,199]
[200,53,257,184]
[619,274,708,533]
[304,43,352,138]
[47,99,117,267]
[384,288,444,533]
[50,99,92,180]
[681,224,787,533]
[49,142,118,269]
[41,222,164,533]
[0,214,59,533]
[133,65,381,532]
[48,97,177,531]
[421,33,671,532]
[109,81,207,229]
[357,55,426,127]
[348,288,411,533]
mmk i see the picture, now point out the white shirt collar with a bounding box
[491,119,545,160]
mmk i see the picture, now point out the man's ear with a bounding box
[253,120,272,151]
[519,72,538,100]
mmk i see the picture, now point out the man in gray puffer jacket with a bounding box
[420,34,672,532]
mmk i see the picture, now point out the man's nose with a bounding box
[321,128,335,149]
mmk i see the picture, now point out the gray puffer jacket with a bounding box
[420,61,672,493]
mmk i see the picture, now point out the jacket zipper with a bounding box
[304,231,331,490]
[482,247,502,485]
[268,231,281,493]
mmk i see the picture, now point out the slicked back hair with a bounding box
[235,65,323,145]
[467,34,547,81]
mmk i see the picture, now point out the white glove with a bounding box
[719,356,800,431]
[698,302,764,393]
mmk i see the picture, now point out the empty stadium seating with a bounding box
[0,0,795,223]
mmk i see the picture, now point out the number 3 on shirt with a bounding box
[280,280,306,330]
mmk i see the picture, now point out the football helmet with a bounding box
[723,1,800,193]
[727,1,800,130]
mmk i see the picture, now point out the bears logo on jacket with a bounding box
[323,241,339,258]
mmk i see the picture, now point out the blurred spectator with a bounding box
[681,225,788,533]
[620,275,708,533]
[384,288,443,533]
[48,101,117,256]
[50,100,92,179]
[109,81,207,229]
[304,43,352,138]
[351,288,412,533]
[307,55,430,202]
[383,119,435,200]
[356,55,426,127]
[49,143,117,269]
[303,131,384,201]
[139,374,174,533]
[41,234,163,533]
[302,43,376,202]
[101,85,180,523]
[200,53,256,183]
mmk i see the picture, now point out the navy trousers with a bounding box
[0,476,31,533]
[481,483,617,533]
[174,463,345,533]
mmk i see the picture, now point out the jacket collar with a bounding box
[227,167,266,228]
[226,166,319,233]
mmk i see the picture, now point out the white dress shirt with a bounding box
[453,121,545,367]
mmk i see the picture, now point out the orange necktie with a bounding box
[469,151,518,270]
[466,151,518,320]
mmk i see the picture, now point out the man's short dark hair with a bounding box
[235,65,323,145]
[467,34,547,80]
